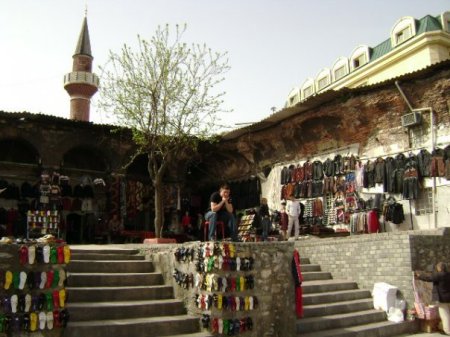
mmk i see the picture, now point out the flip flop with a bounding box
[12,271,20,289]
[52,310,61,328]
[10,294,18,313]
[38,311,46,330]
[58,269,66,287]
[59,289,66,308]
[27,271,35,290]
[46,311,53,330]
[39,271,47,289]
[50,246,57,264]
[63,245,71,264]
[45,270,54,289]
[45,293,53,311]
[19,271,27,290]
[28,245,36,264]
[25,294,32,312]
[52,290,59,309]
[4,271,12,290]
[52,269,59,288]
[59,308,69,327]
[30,312,38,331]
[43,245,50,263]
[19,245,28,265]
[57,246,64,264]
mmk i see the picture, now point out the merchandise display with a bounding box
[276,147,450,235]
[173,243,256,335]
[0,238,70,334]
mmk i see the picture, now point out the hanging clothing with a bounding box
[291,249,304,318]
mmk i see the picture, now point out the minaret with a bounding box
[64,15,99,122]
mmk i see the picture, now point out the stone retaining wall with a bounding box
[294,228,450,307]
[139,241,297,337]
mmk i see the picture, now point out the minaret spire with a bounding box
[63,14,99,122]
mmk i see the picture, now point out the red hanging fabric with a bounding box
[292,249,304,318]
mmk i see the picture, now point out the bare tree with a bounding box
[99,24,230,238]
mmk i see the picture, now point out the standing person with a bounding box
[287,195,301,239]
[259,197,271,241]
[415,262,450,335]
[205,183,237,241]
[279,201,288,240]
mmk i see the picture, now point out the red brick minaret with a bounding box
[64,15,99,122]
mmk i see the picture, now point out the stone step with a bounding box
[67,272,163,287]
[303,298,375,317]
[300,264,321,272]
[163,333,213,337]
[301,271,332,281]
[301,279,359,294]
[297,309,386,333]
[297,320,418,337]
[300,257,310,264]
[66,285,174,302]
[302,289,372,305]
[68,260,154,273]
[70,247,141,255]
[64,315,201,337]
[67,299,187,321]
[71,252,145,261]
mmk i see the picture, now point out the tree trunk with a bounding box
[153,173,164,238]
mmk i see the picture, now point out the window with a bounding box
[317,76,329,90]
[396,27,412,44]
[334,66,346,81]
[447,20,450,32]
[353,54,366,68]
[414,188,435,215]
[303,86,313,99]
[289,96,295,105]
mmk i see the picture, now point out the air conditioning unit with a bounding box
[401,111,422,127]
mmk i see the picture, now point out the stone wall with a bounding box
[139,241,297,337]
[294,228,450,308]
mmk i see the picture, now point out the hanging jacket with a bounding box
[417,149,432,177]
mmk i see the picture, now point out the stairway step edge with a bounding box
[304,298,374,309]
[297,320,416,337]
[302,289,370,298]
[163,333,212,337]
[66,284,171,290]
[67,314,197,327]
[298,309,385,323]
[68,272,161,276]
[67,298,183,308]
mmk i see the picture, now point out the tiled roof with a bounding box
[74,17,92,57]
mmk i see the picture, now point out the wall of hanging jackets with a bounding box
[278,145,450,234]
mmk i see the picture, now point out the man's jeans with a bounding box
[205,210,237,241]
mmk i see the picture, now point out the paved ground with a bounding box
[402,333,446,336]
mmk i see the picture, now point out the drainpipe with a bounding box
[395,81,437,229]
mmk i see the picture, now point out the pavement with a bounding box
[402,333,447,337]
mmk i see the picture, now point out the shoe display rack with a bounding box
[173,243,256,335]
[26,210,60,240]
[237,215,255,242]
[0,242,70,334]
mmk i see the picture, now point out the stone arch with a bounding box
[62,145,108,172]
[0,137,40,164]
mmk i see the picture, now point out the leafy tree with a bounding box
[99,24,230,237]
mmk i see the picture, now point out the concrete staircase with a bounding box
[63,247,211,337]
[297,258,418,337]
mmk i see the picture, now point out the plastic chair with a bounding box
[203,220,225,241]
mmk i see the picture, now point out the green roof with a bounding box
[370,14,443,62]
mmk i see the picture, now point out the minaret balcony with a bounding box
[64,71,99,88]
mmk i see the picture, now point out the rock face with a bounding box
[201,63,450,184]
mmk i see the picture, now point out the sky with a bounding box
[0,0,449,130]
